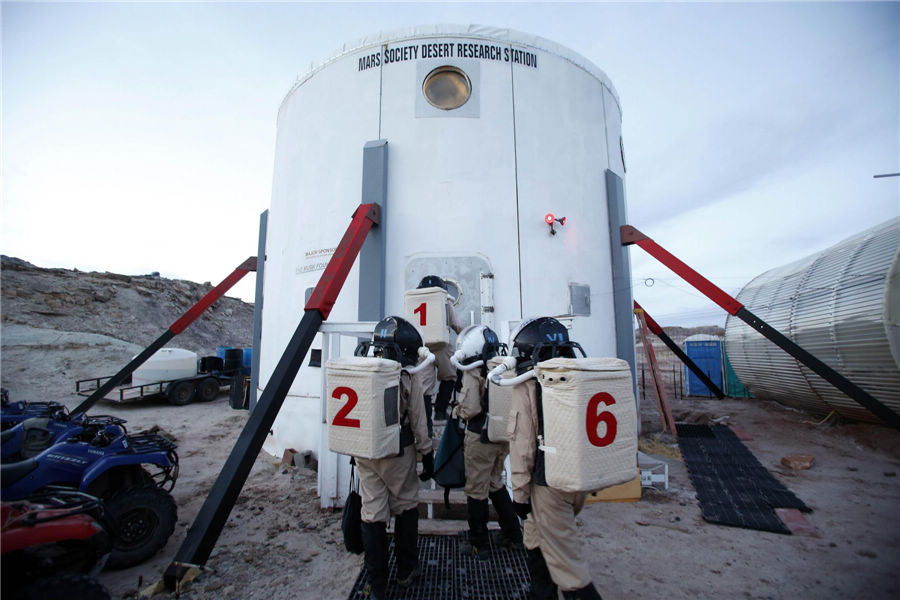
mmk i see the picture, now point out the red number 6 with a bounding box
[332,386,361,428]
[586,392,617,447]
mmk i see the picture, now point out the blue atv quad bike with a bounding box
[1,412,128,462]
[1,388,130,461]
[1,419,179,569]
[0,388,68,431]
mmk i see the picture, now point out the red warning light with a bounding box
[545,213,566,235]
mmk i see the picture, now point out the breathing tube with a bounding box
[486,356,535,386]
[450,351,484,372]
[402,347,435,375]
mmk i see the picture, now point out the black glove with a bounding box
[419,452,435,481]
[513,501,532,519]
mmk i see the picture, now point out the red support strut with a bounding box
[622,226,743,315]
[171,257,257,334]
[306,203,381,319]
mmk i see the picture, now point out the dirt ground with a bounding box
[3,324,900,600]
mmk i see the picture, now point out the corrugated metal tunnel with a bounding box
[724,218,900,423]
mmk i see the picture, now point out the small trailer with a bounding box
[76,371,231,406]
[68,257,257,417]
[76,354,237,406]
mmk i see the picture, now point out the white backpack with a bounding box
[485,356,514,443]
[404,287,449,347]
[326,357,401,459]
[535,357,638,492]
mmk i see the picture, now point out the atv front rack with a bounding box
[125,434,179,491]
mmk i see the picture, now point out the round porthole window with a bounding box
[444,278,462,306]
[423,66,471,110]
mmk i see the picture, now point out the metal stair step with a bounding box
[418,488,467,505]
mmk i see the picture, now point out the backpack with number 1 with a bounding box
[404,287,449,347]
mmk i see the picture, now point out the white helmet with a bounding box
[455,325,504,366]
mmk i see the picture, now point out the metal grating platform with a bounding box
[347,531,530,599]
[677,424,811,534]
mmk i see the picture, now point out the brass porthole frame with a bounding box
[422,66,472,111]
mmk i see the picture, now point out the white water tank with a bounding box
[259,25,628,464]
[132,348,198,386]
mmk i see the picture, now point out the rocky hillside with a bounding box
[1,255,254,355]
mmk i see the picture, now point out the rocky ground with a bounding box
[2,257,899,599]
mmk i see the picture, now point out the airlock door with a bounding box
[405,255,494,341]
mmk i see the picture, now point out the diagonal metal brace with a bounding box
[163,203,380,589]
[634,300,725,399]
[71,257,258,417]
[623,225,900,429]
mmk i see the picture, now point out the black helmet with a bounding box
[417,275,448,291]
[355,316,423,367]
[510,316,585,369]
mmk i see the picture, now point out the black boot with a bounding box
[466,497,491,560]
[526,547,558,600]
[562,583,603,599]
[489,487,523,547]
[361,521,389,599]
[433,380,454,421]
[393,507,419,588]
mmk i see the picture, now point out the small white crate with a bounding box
[638,452,669,490]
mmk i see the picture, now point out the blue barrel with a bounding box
[242,348,253,375]
[216,346,233,360]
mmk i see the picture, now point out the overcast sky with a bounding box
[2,2,898,328]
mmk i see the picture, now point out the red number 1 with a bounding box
[586,392,617,447]
[332,386,361,428]
[413,302,427,326]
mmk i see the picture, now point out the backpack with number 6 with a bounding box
[535,357,638,492]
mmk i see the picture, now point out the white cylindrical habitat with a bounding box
[257,25,630,502]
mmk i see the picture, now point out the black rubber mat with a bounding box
[676,424,811,534]
[347,531,529,599]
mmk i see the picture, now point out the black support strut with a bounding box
[164,309,323,587]
[635,301,725,399]
[735,307,900,429]
[163,201,381,589]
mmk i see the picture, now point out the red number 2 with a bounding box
[413,302,427,326]
[332,386,361,428]
[586,392,617,447]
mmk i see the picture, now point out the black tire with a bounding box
[104,484,177,569]
[166,380,195,406]
[12,573,110,600]
[196,377,220,402]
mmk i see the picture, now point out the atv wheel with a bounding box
[12,573,110,600]
[196,377,220,402]
[104,484,176,568]
[166,381,195,406]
